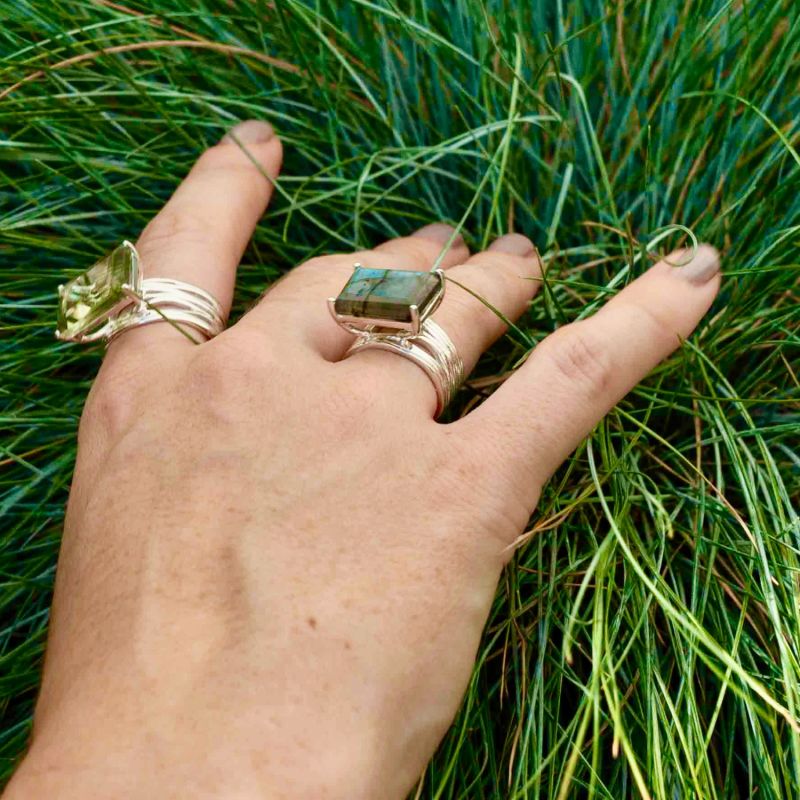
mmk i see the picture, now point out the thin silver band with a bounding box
[106,278,224,344]
[344,319,464,416]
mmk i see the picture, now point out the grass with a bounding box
[1,0,799,797]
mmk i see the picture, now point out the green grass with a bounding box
[2,1,799,797]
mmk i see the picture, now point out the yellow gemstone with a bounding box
[56,242,138,340]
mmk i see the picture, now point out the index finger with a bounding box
[106,120,282,359]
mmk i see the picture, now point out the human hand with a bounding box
[6,120,721,800]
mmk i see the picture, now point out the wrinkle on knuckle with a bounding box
[194,144,241,171]
[192,144,234,172]
[541,321,613,395]
[374,237,435,266]
[290,257,350,290]
[300,255,350,274]
[402,238,440,266]
[622,300,682,348]
[450,289,501,330]
[198,138,281,172]
[444,290,475,317]
[193,144,270,183]
[137,206,214,256]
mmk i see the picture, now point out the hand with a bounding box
[5,120,721,800]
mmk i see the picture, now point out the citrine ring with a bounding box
[329,264,464,417]
[55,241,224,345]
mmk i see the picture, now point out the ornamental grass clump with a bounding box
[1,1,799,798]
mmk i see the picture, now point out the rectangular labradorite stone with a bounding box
[57,243,138,339]
[334,267,441,323]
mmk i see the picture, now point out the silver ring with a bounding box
[55,241,224,345]
[344,319,464,416]
[328,263,464,417]
[106,278,225,344]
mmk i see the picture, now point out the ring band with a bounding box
[106,278,224,344]
[344,319,464,416]
[55,241,224,345]
[329,264,465,417]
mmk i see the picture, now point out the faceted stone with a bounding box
[57,242,138,340]
[333,267,441,324]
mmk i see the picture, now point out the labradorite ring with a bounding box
[328,264,464,416]
[55,241,224,345]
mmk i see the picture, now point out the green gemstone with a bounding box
[57,242,139,340]
[334,267,441,323]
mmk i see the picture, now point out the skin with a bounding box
[4,120,721,799]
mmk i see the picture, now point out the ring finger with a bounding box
[342,233,542,417]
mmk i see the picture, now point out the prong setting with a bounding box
[330,264,444,337]
[409,304,421,335]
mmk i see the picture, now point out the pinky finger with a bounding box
[455,245,722,504]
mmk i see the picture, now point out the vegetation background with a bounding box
[1,1,798,797]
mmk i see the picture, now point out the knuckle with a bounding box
[137,206,210,255]
[189,338,240,379]
[298,255,345,278]
[194,143,240,171]
[185,337,282,425]
[189,342,232,382]
[471,249,541,278]
[391,237,436,265]
[289,256,351,291]
[541,320,613,394]
[445,287,501,332]
[184,345,241,424]
[80,367,142,442]
[444,288,477,317]
[298,255,329,272]
[624,300,681,345]
[197,136,283,171]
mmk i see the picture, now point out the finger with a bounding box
[340,233,542,417]
[436,233,541,376]
[456,245,722,502]
[238,223,469,360]
[106,119,282,359]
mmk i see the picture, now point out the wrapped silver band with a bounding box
[344,319,464,417]
[56,242,226,345]
[106,278,224,344]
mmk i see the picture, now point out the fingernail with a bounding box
[412,223,463,246]
[675,244,721,284]
[488,233,535,256]
[219,119,275,145]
